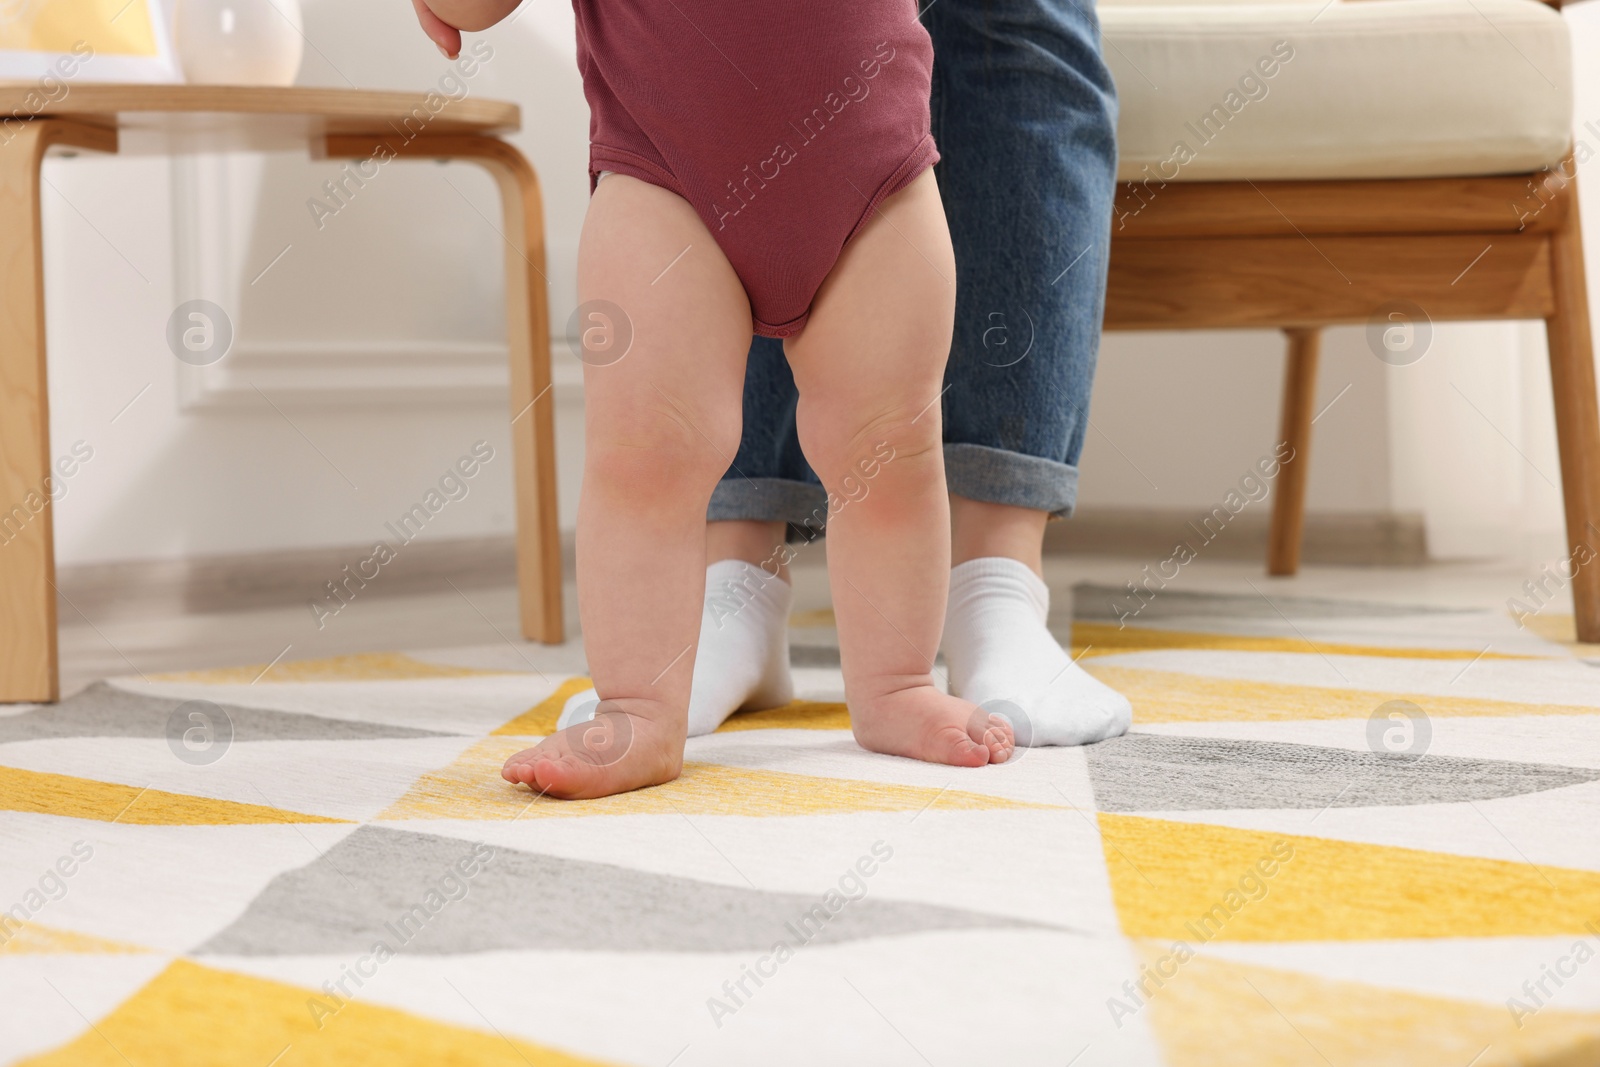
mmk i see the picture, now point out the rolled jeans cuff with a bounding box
[709,446,1081,528]
[944,442,1080,519]
[708,476,828,526]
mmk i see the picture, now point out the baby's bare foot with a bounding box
[850,684,1014,767]
[501,700,684,800]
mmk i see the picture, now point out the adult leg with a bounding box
[928,0,1131,745]
[502,174,751,798]
[786,169,1011,766]
[705,518,788,573]
[686,340,828,726]
[708,336,826,574]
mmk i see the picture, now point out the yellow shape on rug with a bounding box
[381,738,1034,820]
[718,700,851,731]
[492,676,595,736]
[1132,946,1600,1067]
[1520,612,1600,658]
[494,680,851,736]
[150,652,507,685]
[789,608,836,628]
[1100,814,1600,941]
[1071,622,1536,662]
[0,767,347,826]
[0,921,146,955]
[18,958,612,1067]
[1084,665,1599,723]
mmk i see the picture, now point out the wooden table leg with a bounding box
[0,120,116,703]
[1267,327,1322,577]
[324,133,564,644]
[1546,184,1600,644]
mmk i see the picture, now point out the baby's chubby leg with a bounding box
[785,170,1013,767]
[502,174,752,799]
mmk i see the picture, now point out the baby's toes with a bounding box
[502,746,542,784]
[972,716,1011,767]
[971,712,1016,764]
[931,723,991,768]
[531,753,601,798]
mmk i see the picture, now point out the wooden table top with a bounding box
[0,83,522,154]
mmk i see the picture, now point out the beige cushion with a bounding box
[1101,0,1572,181]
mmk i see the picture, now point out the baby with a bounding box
[412,0,1014,799]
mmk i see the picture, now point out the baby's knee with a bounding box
[795,393,941,485]
[587,398,737,497]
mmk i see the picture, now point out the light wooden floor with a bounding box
[53,551,1594,698]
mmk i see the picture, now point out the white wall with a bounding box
[40,0,1600,569]
[1081,325,1395,513]
[46,0,590,566]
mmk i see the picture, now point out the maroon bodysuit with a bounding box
[573,0,938,337]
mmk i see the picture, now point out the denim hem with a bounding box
[944,442,1080,519]
[708,477,828,526]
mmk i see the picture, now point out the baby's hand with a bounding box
[411,0,462,58]
[409,0,521,58]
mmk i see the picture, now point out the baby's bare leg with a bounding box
[502,174,752,799]
[785,170,1013,767]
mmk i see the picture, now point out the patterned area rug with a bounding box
[3,583,1600,1066]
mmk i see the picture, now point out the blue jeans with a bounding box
[707,0,1118,529]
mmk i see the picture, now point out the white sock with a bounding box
[942,557,1131,747]
[558,559,795,737]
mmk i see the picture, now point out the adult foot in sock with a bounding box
[943,557,1132,747]
[559,559,794,736]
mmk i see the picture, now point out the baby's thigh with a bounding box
[785,169,954,401]
[784,170,955,446]
[578,174,753,443]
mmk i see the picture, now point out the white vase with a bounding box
[174,0,305,86]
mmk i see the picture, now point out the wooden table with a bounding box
[0,85,563,703]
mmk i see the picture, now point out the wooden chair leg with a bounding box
[1267,326,1322,576]
[324,133,564,643]
[1546,183,1600,644]
[0,124,58,702]
[0,120,116,703]
[474,142,565,645]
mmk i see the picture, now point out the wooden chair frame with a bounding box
[0,113,564,704]
[1104,162,1600,642]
